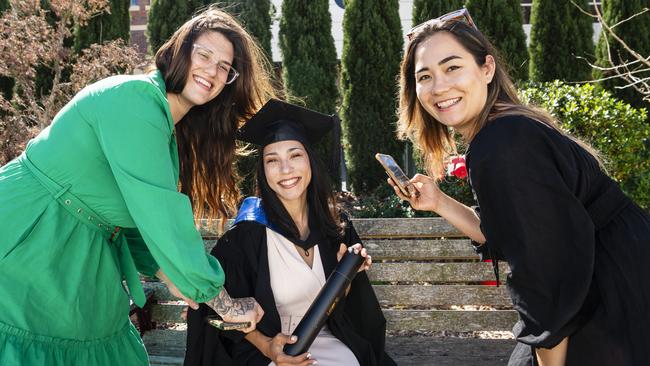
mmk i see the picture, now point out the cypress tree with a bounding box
[412,0,465,25]
[341,0,403,193]
[213,0,273,196]
[279,0,337,118]
[147,0,204,53]
[595,0,650,107]
[279,0,339,182]
[74,0,130,52]
[219,0,272,57]
[0,0,13,101]
[466,0,528,81]
[529,0,594,82]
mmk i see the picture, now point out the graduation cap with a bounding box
[238,99,342,174]
[238,99,335,147]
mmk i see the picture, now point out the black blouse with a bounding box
[466,115,650,365]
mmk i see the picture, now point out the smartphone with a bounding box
[375,153,419,197]
[206,316,251,331]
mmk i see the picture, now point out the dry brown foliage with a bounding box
[0,0,142,165]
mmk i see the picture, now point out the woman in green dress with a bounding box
[0,7,275,366]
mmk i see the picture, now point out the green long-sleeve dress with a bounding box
[0,71,225,365]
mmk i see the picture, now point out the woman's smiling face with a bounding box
[179,31,235,108]
[263,140,312,207]
[414,31,495,138]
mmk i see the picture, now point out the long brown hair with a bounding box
[397,19,602,177]
[154,6,277,224]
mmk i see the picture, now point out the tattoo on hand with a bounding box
[206,290,255,318]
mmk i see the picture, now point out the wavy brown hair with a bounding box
[154,6,277,224]
[397,19,602,178]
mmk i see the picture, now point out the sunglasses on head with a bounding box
[407,8,477,41]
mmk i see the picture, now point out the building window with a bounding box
[131,0,138,6]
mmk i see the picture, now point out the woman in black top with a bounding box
[390,9,650,366]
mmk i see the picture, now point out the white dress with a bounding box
[266,228,360,366]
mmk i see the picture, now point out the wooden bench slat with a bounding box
[204,238,479,260]
[363,239,476,260]
[144,282,510,307]
[373,285,511,307]
[384,309,517,332]
[150,304,517,332]
[351,218,463,238]
[368,262,509,283]
[198,217,462,238]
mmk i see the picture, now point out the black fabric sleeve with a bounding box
[469,116,595,349]
[184,223,262,366]
[337,220,395,365]
[210,223,261,345]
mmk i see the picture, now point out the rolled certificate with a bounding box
[283,248,365,356]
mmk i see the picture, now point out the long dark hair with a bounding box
[397,19,603,177]
[154,6,277,223]
[256,143,342,241]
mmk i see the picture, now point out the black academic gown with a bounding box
[467,115,650,366]
[184,219,396,366]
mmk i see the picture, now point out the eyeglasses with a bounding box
[191,44,239,85]
[407,8,477,41]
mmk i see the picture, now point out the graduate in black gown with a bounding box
[390,8,650,366]
[184,99,396,366]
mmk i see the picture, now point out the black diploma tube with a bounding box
[284,248,365,356]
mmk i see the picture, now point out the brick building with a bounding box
[129,0,150,54]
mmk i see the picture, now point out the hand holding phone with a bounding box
[206,316,252,331]
[375,153,419,198]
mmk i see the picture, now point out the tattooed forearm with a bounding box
[206,289,256,318]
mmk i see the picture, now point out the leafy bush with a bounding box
[520,81,650,208]
[341,185,434,219]
[340,176,475,219]
[439,176,475,208]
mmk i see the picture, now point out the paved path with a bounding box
[146,331,516,365]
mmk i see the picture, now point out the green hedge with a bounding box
[520,81,650,208]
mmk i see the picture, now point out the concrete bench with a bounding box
[141,218,517,365]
